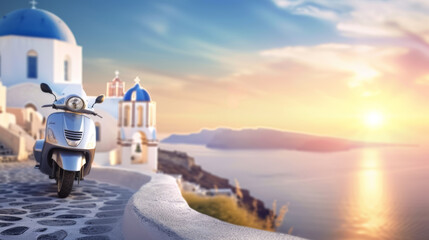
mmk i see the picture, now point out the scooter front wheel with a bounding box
[57,168,75,198]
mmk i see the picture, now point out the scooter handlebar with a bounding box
[42,104,55,108]
[41,104,102,118]
[42,104,59,109]
[80,109,103,118]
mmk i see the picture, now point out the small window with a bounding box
[95,122,101,142]
[27,50,38,79]
[149,104,156,127]
[137,106,143,127]
[64,60,69,81]
[124,105,130,127]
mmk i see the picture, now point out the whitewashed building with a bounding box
[0,6,158,171]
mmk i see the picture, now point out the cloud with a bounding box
[415,74,429,85]
[267,0,429,99]
[83,57,186,91]
[146,19,169,35]
[271,0,342,21]
[272,0,429,47]
[337,0,429,42]
[294,5,338,21]
[137,15,170,36]
[272,0,300,8]
[261,43,406,88]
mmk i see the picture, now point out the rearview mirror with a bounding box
[95,95,105,104]
[91,95,105,108]
[40,83,57,101]
[40,83,53,94]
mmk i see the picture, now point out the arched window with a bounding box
[124,105,130,127]
[95,122,101,142]
[27,50,38,79]
[149,104,156,127]
[64,56,71,81]
[137,105,143,127]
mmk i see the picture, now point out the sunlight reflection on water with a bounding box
[342,149,392,239]
[160,143,429,240]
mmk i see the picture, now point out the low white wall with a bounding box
[88,166,303,240]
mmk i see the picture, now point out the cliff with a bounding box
[158,148,271,219]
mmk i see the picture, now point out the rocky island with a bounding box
[162,128,414,152]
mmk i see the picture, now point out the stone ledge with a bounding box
[89,166,303,240]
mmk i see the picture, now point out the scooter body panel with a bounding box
[52,151,86,172]
[37,112,96,176]
[33,140,44,164]
[45,112,96,150]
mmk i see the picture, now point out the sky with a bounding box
[1,0,429,144]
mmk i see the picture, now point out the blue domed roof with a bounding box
[123,83,151,101]
[0,8,76,44]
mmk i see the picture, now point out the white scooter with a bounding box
[33,83,104,198]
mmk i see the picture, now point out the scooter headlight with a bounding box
[66,97,85,111]
[47,128,57,143]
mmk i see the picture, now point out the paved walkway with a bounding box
[0,161,134,240]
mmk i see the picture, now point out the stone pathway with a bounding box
[0,161,134,240]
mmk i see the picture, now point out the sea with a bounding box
[159,143,429,240]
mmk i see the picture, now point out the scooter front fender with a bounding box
[52,151,86,172]
[33,140,44,164]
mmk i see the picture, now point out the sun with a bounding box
[364,111,385,128]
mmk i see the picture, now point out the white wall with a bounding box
[87,108,118,152]
[53,40,82,84]
[92,97,121,119]
[120,144,157,172]
[6,83,57,116]
[120,146,132,166]
[0,36,82,90]
[147,145,158,171]
[0,113,16,129]
[0,81,6,113]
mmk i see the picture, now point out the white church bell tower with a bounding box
[118,77,158,172]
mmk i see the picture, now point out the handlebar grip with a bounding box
[42,104,58,109]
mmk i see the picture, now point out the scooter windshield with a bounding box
[56,85,93,112]
[60,85,88,100]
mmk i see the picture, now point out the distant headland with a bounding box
[162,128,415,152]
